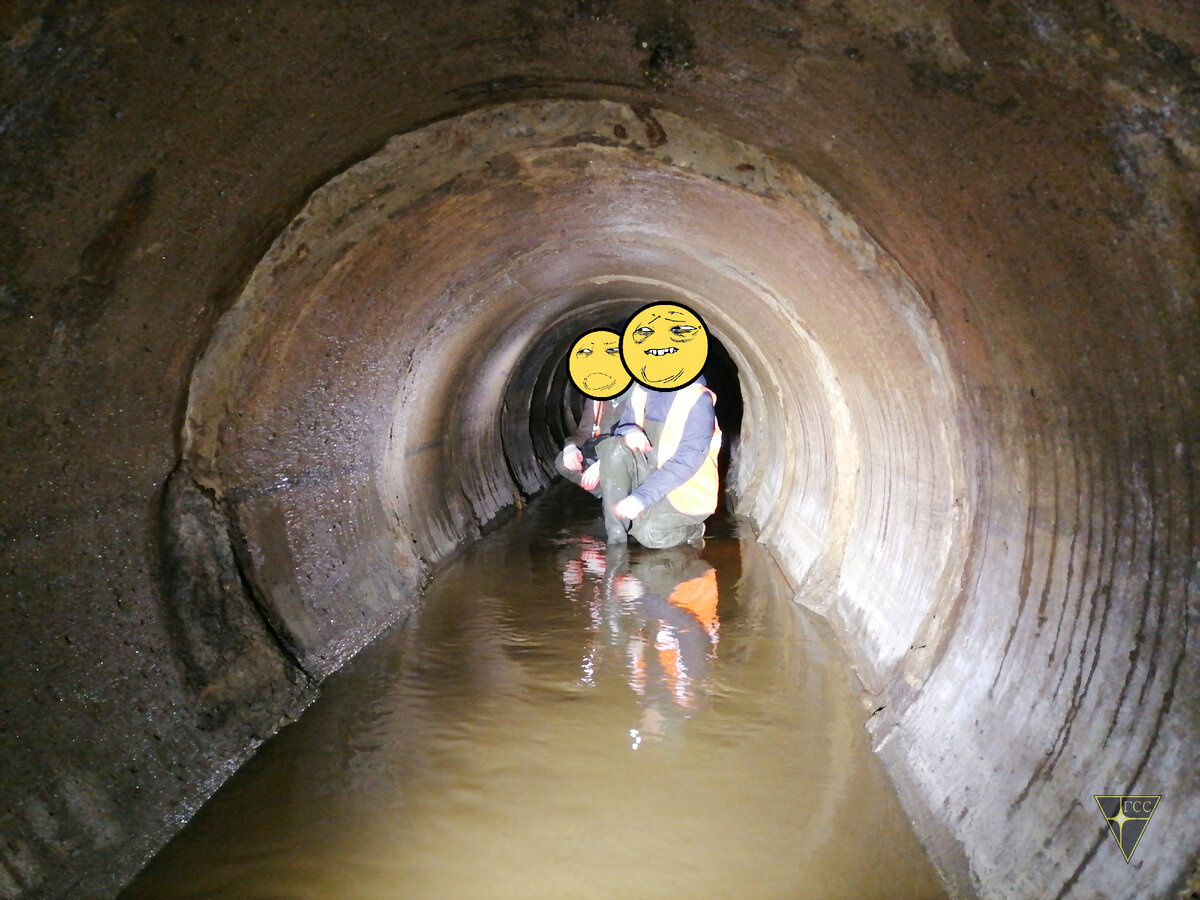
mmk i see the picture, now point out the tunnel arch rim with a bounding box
[179,97,974,698]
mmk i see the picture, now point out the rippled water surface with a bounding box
[125,484,945,899]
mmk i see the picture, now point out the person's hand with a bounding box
[562,444,583,471]
[581,461,601,491]
[614,496,645,520]
[623,429,651,453]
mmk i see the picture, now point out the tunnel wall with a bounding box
[1,2,1197,898]
[182,102,967,695]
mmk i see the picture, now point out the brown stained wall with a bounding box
[1,1,1197,898]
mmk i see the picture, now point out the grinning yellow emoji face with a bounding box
[620,302,708,390]
[567,328,632,400]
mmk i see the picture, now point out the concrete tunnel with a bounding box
[1,2,1197,898]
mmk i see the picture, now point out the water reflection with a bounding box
[561,539,721,745]
[123,484,946,900]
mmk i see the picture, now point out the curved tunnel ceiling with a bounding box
[182,101,968,698]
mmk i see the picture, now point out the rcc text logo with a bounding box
[1121,799,1154,814]
[1093,794,1161,863]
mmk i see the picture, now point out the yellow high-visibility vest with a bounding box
[629,383,722,516]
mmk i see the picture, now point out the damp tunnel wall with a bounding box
[181,103,969,694]
[1,3,1198,899]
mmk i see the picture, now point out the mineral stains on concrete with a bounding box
[122,485,945,899]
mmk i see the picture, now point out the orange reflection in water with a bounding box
[560,537,720,746]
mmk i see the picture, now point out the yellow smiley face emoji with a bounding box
[567,328,632,400]
[621,302,708,390]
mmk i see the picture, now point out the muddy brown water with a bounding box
[124,484,946,899]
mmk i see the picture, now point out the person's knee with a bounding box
[597,436,628,465]
[554,452,582,485]
[632,513,704,549]
[633,530,683,550]
[629,516,668,548]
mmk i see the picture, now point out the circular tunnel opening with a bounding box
[181,99,969,704]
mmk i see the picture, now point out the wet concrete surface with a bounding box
[121,483,945,899]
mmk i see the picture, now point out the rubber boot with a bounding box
[597,438,635,543]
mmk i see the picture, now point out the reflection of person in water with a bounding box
[622,546,720,746]
[561,537,635,688]
[558,539,719,747]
